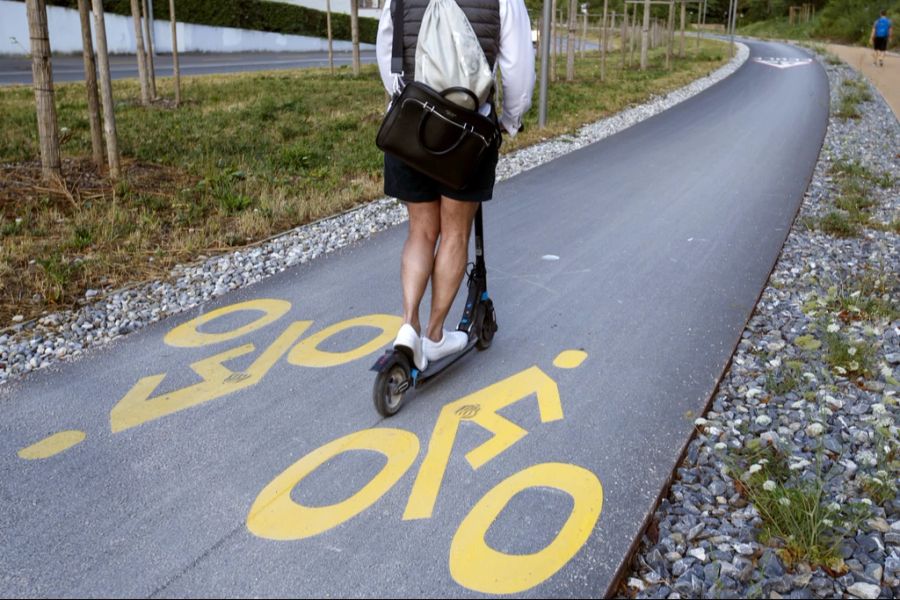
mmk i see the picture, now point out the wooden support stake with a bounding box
[600,0,608,81]
[142,0,156,99]
[91,0,120,178]
[77,0,104,169]
[169,0,180,106]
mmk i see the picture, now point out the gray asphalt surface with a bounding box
[0,40,828,597]
[0,50,377,85]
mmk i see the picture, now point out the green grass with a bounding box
[0,41,730,323]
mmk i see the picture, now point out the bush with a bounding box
[34,0,378,44]
[814,0,900,47]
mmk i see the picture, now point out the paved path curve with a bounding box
[0,40,827,598]
[0,50,377,86]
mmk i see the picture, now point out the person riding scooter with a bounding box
[375,0,536,371]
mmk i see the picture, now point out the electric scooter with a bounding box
[370,204,497,417]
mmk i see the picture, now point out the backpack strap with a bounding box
[391,0,404,75]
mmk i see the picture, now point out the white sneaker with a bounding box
[423,330,469,362]
[393,324,427,371]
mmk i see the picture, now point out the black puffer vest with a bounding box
[399,0,501,84]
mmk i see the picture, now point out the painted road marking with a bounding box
[553,349,589,369]
[18,295,603,594]
[449,462,603,594]
[753,57,814,69]
[18,430,86,460]
[247,351,600,594]
[111,301,402,433]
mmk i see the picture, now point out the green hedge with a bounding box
[33,0,378,44]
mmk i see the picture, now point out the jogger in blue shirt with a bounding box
[871,10,893,67]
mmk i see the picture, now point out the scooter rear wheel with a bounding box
[476,300,497,350]
[373,353,411,417]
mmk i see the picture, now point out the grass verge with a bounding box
[0,41,729,324]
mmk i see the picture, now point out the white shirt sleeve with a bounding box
[376,0,402,96]
[497,0,536,137]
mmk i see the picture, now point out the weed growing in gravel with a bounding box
[766,362,803,396]
[835,80,871,120]
[725,439,870,569]
[831,158,894,189]
[823,330,874,377]
[829,271,900,322]
[858,427,900,506]
[819,211,859,237]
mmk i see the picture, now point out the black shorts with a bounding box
[383,146,499,203]
[874,36,888,51]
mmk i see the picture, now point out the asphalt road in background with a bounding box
[0,50,378,85]
[0,40,828,597]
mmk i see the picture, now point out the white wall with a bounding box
[276,0,382,19]
[0,0,374,55]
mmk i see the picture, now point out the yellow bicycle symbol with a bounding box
[247,354,603,595]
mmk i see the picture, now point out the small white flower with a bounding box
[834,366,847,375]
[758,459,769,465]
[827,323,840,333]
[806,423,825,437]
[779,497,791,506]
[822,519,834,527]
[876,470,888,479]
[861,498,873,506]
[749,464,763,474]
[828,502,841,512]
[763,480,777,491]
[848,347,857,356]
[850,290,861,298]
[872,404,887,416]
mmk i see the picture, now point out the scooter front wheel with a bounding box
[373,353,411,417]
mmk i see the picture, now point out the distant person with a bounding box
[871,10,892,67]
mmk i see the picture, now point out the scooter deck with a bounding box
[412,335,478,386]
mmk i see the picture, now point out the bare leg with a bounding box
[401,201,441,333]
[425,198,479,342]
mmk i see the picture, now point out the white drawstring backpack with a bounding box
[414,0,494,111]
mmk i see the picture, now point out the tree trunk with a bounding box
[640,0,650,70]
[679,0,686,57]
[168,0,181,106]
[129,0,150,104]
[600,0,608,81]
[77,0,104,170]
[326,0,334,75]
[620,4,627,70]
[26,0,61,181]
[142,0,157,99]
[566,0,576,81]
[91,0,121,178]
[350,0,360,75]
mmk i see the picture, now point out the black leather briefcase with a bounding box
[376,81,500,192]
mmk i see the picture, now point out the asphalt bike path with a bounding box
[0,50,378,86]
[0,40,828,597]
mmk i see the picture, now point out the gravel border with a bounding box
[619,49,899,600]
[0,43,749,386]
